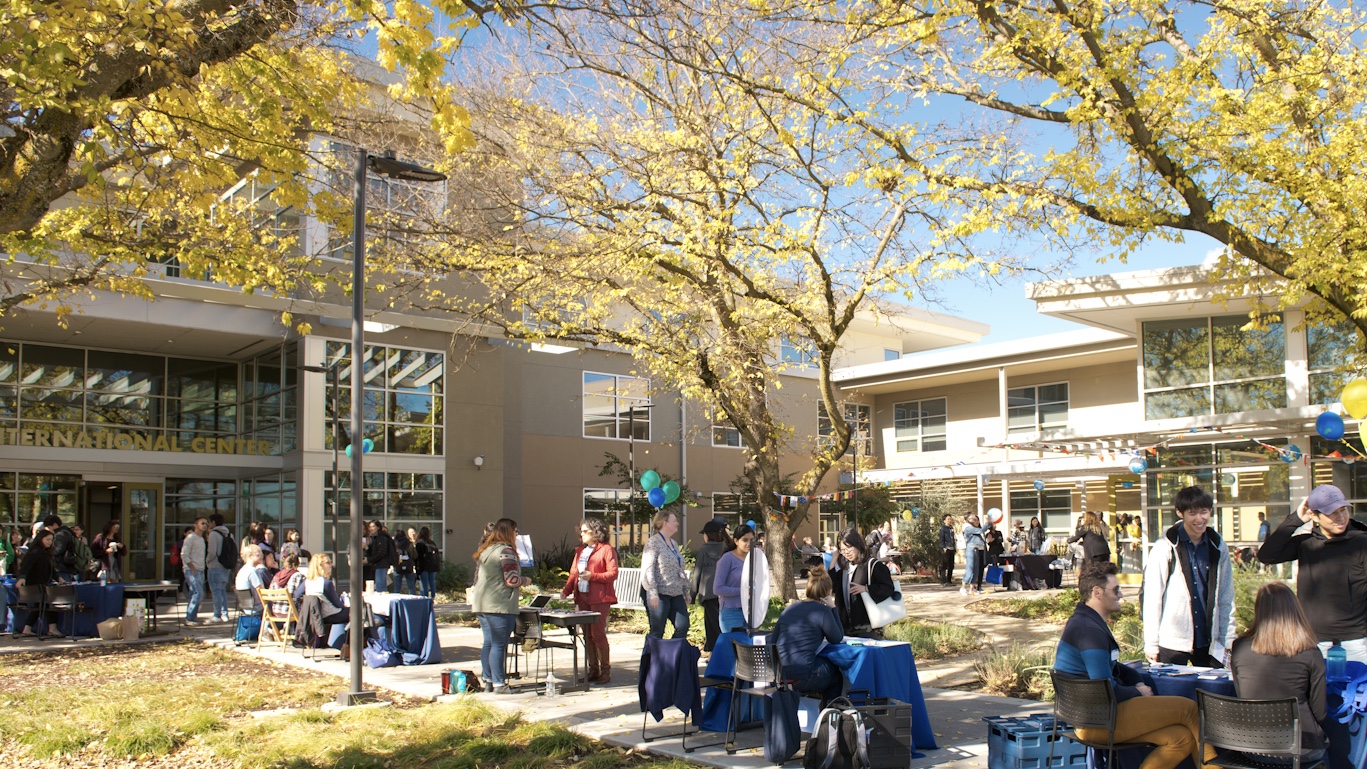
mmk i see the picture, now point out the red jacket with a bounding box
[561,543,619,607]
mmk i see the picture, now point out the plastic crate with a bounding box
[984,713,1089,769]
[849,696,914,769]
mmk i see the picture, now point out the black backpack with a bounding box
[804,701,870,769]
[423,543,443,573]
[215,530,237,570]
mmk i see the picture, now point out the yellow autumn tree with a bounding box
[426,7,1017,596]
[0,0,488,317]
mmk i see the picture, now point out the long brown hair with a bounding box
[1241,582,1318,657]
[473,518,518,562]
[1080,511,1105,536]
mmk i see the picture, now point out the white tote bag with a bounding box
[860,590,907,629]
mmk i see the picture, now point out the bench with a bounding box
[613,567,644,610]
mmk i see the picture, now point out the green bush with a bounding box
[437,559,471,592]
[975,644,1055,699]
[1234,569,1288,635]
[882,618,983,660]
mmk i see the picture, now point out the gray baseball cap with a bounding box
[1308,484,1350,515]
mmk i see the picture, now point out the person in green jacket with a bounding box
[470,518,531,693]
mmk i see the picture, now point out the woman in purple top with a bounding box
[712,524,754,633]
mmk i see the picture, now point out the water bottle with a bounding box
[98,568,107,587]
[1328,640,1347,682]
[544,672,561,698]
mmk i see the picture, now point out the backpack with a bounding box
[804,701,870,769]
[215,530,238,570]
[423,544,443,573]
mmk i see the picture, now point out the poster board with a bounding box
[740,546,771,630]
[516,534,535,568]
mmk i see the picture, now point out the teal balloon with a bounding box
[362,438,374,454]
[640,470,661,491]
[345,444,354,458]
[647,487,666,507]
[1033,479,1045,491]
[662,481,681,504]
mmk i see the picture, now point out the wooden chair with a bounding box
[1198,690,1326,769]
[1049,672,1156,769]
[255,586,298,652]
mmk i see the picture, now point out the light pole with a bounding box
[338,148,446,706]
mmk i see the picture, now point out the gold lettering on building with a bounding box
[0,427,275,455]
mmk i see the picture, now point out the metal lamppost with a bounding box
[338,148,446,706]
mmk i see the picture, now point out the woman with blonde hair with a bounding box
[1229,582,1326,763]
[471,518,531,693]
[1068,511,1111,563]
[640,510,690,639]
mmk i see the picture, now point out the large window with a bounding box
[1308,321,1361,406]
[779,335,818,367]
[1009,486,1073,532]
[1310,437,1367,519]
[583,372,650,440]
[819,402,872,457]
[219,175,303,259]
[1142,315,1286,419]
[324,342,444,455]
[1144,442,1292,543]
[326,471,443,579]
[1007,383,1068,434]
[711,491,760,532]
[585,488,634,549]
[711,411,747,449]
[0,472,79,545]
[243,344,298,455]
[893,398,947,452]
[165,479,238,578]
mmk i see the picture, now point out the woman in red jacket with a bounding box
[561,517,619,684]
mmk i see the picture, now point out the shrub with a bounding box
[882,618,983,660]
[1234,569,1288,635]
[437,560,471,593]
[975,644,1055,699]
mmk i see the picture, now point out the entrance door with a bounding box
[122,483,163,581]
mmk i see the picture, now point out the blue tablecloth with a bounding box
[1325,661,1367,769]
[699,631,937,749]
[4,579,124,637]
[366,595,441,665]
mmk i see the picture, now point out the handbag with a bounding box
[859,590,907,629]
[984,565,1004,584]
[765,688,803,763]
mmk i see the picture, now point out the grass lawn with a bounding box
[0,642,689,769]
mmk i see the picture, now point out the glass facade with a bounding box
[1142,316,1285,419]
[324,342,445,455]
[1308,321,1361,406]
[819,402,873,457]
[0,472,80,545]
[1145,442,1292,543]
[1310,437,1367,519]
[1007,383,1068,434]
[582,372,650,441]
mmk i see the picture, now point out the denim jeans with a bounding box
[419,571,437,598]
[719,606,746,634]
[374,567,389,593]
[185,569,206,622]
[792,657,844,703]
[396,571,417,595]
[646,593,689,639]
[962,548,979,588]
[478,612,517,686]
[208,567,231,619]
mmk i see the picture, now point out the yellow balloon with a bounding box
[902,511,913,522]
[1344,378,1367,420]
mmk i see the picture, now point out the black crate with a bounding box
[850,697,914,769]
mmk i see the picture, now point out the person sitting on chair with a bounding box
[234,544,269,616]
[774,566,845,704]
[293,552,350,660]
[1054,560,1215,769]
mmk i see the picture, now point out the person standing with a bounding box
[471,518,531,694]
[1055,560,1215,769]
[415,526,441,599]
[49,517,81,583]
[640,510,690,639]
[1068,511,1111,564]
[1228,582,1326,765]
[364,520,396,593]
[692,520,728,652]
[14,528,62,637]
[1027,517,1047,555]
[1257,512,1270,544]
[206,513,235,623]
[1259,484,1367,662]
[182,517,209,626]
[960,514,986,596]
[560,517,619,683]
[1142,485,1235,667]
[392,527,417,595]
[830,527,897,639]
[938,515,956,586]
[90,520,124,583]
[713,523,755,633]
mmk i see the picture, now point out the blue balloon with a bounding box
[362,438,374,454]
[1033,479,1045,491]
[647,487,666,507]
[1128,456,1148,474]
[1317,411,1346,441]
[345,444,353,458]
[1281,444,1303,463]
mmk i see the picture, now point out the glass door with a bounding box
[122,483,163,581]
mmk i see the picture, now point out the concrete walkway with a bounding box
[0,580,1095,769]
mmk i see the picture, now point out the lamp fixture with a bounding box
[474,455,485,470]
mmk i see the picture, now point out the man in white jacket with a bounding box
[1142,485,1235,667]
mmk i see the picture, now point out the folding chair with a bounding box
[1049,672,1156,769]
[45,584,89,638]
[727,640,784,754]
[255,586,298,652]
[1198,690,1326,769]
[13,585,47,639]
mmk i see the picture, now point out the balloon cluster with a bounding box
[1312,378,1367,445]
[344,438,375,458]
[640,470,681,508]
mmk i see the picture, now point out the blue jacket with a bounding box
[1055,602,1144,702]
[638,636,702,723]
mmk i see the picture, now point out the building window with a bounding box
[1310,437,1367,518]
[819,402,873,456]
[711,411,747,449]
[1308,321,1361,406]
[884,349,900,362]
[325,342,444,455]
[1009,486,1072,532]
[0,472,80,546]
[584,487,635,549]
[242,343,298,455]
[165,479,238,578]
[1007,383,1068,434]
[1144,442,1292,543]
[583,372,650,440]
[326,471,443,579]
[779,335,818,367]
[893,398,947,452]
[1142,315,1286,420]
[711,492,760,532]
[218,175,303,259]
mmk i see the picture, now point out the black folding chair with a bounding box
[12,585,47,638]
[1049,672,1156,769]
[45,584,88,638]
[1198,690,1326,769]
[727,640,784,754]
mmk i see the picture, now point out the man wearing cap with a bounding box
[1259,484,1367,661]
[690,519,728,652]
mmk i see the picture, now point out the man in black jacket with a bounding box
[364,520,396,593]
[1259,484,1367,662]
[48,516,81,582]
[939,515,956,586]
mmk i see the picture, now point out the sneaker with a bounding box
[959,587,968,596]
[185,620,201,627]
[492,684,512,695]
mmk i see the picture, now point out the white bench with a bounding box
[613,567,644,610]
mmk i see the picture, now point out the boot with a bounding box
[584,640,600,683]
[594,643,611,684]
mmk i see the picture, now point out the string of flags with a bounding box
[773,485,896,508]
